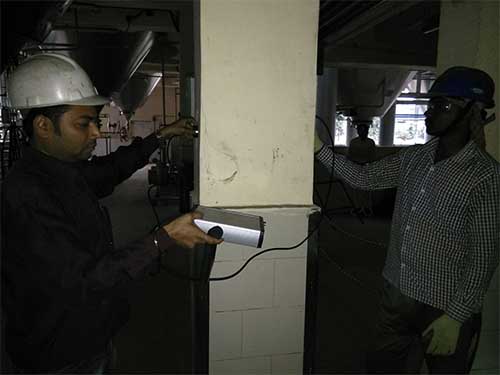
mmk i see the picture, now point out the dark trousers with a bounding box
[367,280,482,374]
[55,341,115,374]
[10,342,115,374]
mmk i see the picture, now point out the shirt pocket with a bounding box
[430,196,467,241]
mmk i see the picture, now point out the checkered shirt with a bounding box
[316,138,500,323]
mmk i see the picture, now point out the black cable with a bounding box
[315,115,335,209]
[147,179,322,282]
[324,214,388,248]
[319,247,379,296]
[148,184,204,282]
[146,115,378,287]
[314,114,363,223]
[147,185,161,227]
[166,135,180,165]
[207,116,334,281]
[313,184,325,208]
[210,224,320,282]
[313,115,380,294]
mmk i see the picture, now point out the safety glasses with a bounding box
[427,97,469,113]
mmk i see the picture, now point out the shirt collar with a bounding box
[424,137,478,166]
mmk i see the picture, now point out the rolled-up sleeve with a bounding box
[316,145,408,190]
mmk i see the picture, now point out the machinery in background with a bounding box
[148,135,194,214]
[0,99,25,180]
[148,76,196,214]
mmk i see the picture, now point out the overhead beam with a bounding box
[322,0,424,46]
[73,0,191,11]
[54,6,180,33]
[323,45,436,70]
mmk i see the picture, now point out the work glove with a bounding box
[422,314,462,356]
[314,128,324,153]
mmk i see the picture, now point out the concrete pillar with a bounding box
[437,0,499,161]
[380,104,395,146]
[195,1,319,373]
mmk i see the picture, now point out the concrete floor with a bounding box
[101,164,393,373]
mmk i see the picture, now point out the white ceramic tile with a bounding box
[274,258,307,307]
[215,241,245,262]
[242,307,305,357]
[210,207,311,262]
[472,331,499,370]
[243,244,307,261]
[211,259,241,277]
[210,311,242,360]
[210,356,272,375]
[210,260,274,311]
[271,353,303,374]
[241,209,310,260]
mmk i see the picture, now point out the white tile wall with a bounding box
[210,260,274,311]
[209,207,315,373]
[271,353,303,374]
[210,311,243,360]
[242,307,305,357]
[243,243,307,261]
[214,242,245,262]
[274,258,307,307]
[210,356,272,375]
[240,207,312,261]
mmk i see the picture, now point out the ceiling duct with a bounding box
[42,29,158,115]
[1,0,73,73]
[337,68,414,120]
[112,72,161,120]
[319,0,424,46]
[66,31,155,98]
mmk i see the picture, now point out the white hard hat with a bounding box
[7,53,109,109]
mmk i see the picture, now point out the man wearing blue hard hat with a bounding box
[315,66,499,374]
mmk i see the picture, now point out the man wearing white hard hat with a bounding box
[1,53,221,373]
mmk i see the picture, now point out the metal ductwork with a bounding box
[337,68,415,121]
[43,26,181,116]
[319,0,424,47]
[1,1,73,73]
[43,29,156,99]
[112,72,161,120]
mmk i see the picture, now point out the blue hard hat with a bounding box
[428,66,495,108]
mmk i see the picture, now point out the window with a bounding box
[335,113,349,146]
[393,71,435,146]
[368,117,381,145]
[394,101,428,145]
